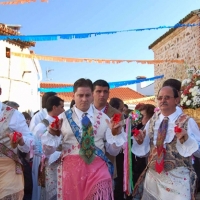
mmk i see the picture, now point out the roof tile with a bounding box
[40,82,152,104]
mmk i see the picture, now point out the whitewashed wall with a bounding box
[0,40,42,113]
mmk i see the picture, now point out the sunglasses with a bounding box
[157,96,175,101]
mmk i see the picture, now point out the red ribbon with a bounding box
[12,132,22,143]
[50,116,59,130]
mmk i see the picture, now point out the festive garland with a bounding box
[0,23,199,39]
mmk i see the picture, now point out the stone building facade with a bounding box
[149,9,200,94]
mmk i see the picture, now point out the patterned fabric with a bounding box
[148,113,196,199]
[0,104,23,174]
[0,190,24,200]
[132,113,197,200]
[79,113,95,164]
[59,155,113,200]
[45,161,60,200]
[0,104,15,151]
[65,109,114,177]
[0,157,24,199]
[155,117,169,174]
[0,143,23,174]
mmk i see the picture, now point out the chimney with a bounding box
[136,76,146,92]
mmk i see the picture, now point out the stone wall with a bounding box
[150,15,200,94]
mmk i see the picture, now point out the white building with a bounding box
[0,23,42,113]
[136,76,155,96]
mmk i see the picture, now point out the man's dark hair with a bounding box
[70,99,75,108]
[109,98,123,110]
[2,100,8,104]
[162,79,181,92]
[6,101,19,108]
[46,96,64,112]
[42,92,57,109]
[124,104,128,109]
[158,86,179,98]
[93,79,110,91]
[73,78,93,93]
[22,112,31,120]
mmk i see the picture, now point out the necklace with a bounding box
[103,103,109,114]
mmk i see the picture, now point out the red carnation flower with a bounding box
[112,113,121,124]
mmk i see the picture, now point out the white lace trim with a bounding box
[106,128,126,147]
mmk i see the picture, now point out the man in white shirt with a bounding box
[132,86,200,200]
[32,96,64,200]
[29,92,57,132]
[41,78,126,200]
[0,86,33,199]
[162,78,200,192]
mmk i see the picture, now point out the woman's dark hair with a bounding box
[140,104,155,119]
[73,78,93,93]
[135,103,145,111]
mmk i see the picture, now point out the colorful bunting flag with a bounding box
[11,52,184,64]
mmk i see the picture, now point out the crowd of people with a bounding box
[0,78,200,200]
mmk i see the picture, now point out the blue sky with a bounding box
[1,0,200,89]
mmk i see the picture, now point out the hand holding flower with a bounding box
[174,126,188,144]
[49,118,63,136]
[7,132,24,148]
[112,113,121,124]
[106,114,122,136]
[133,129,146,145]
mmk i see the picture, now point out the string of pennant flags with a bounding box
[0,0,47,5]
[0,23,199,41]
[38,75,164,93]
[11,52,184,64]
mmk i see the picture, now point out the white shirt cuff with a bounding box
[176,136,199,157]
[106,129,126,147]
[41,130,61,147]
[131,136,150,157]
[18,134,34,153]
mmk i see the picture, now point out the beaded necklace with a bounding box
[103,103,109,114]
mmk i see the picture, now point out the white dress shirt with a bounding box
[132,109,199,157]
[41,105,126,157]
[29,108,48,132]
[32,114,61,164]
